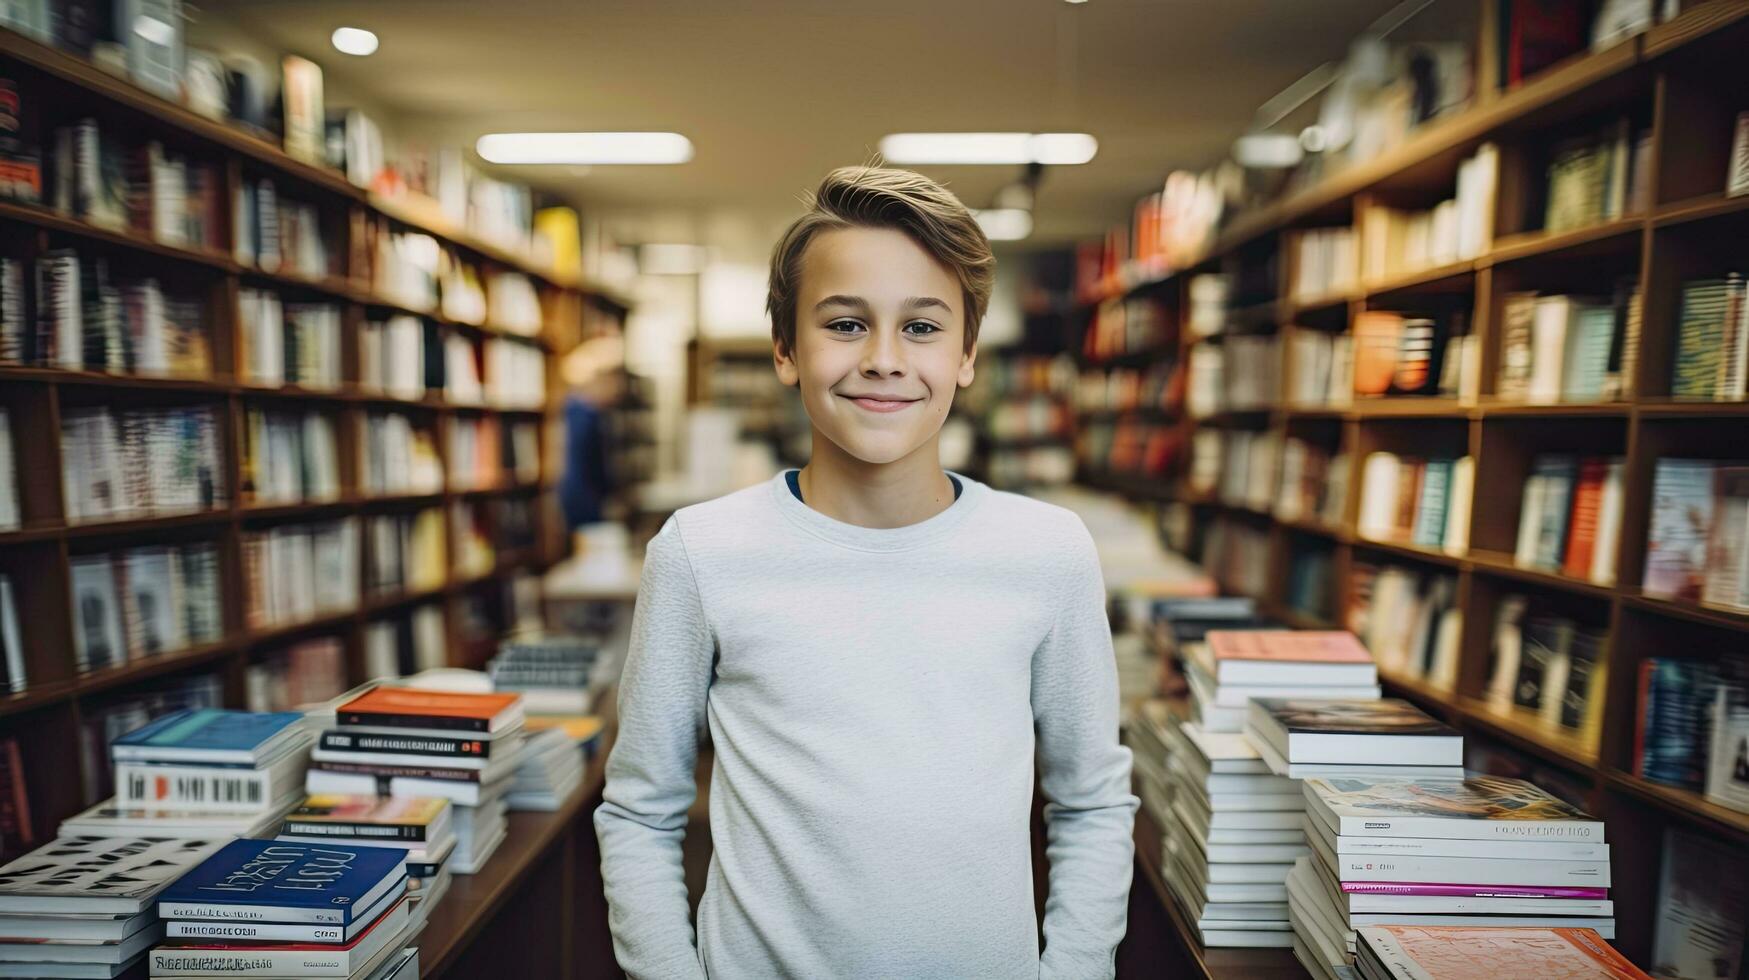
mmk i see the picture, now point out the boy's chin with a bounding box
[818,427,937,467]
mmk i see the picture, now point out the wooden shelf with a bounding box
[1600,768,1749,840]
[1483,218,1644,265]
[1362,259,1476,298]
[0,200,238,271]
[1456,697,1601,773]
[1621,593,1749,629]
[1466,552,1617,599]
[1350,536,1462,567]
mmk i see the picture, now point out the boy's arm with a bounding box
[593,517,714,980]
[1032,523,1140,980]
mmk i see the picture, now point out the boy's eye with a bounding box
[903,321,940,336]
[825,319,863,334]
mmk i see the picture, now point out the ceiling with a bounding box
[198,0,1404,256]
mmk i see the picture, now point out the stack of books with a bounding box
[277,796,455,923]
[307,688,526,875]
[1289,775,1615,980]
[505,728,586,812]
[1352,925,1646,980]
[0,836,224,978]
[151,839,416,979]
[1155,714,1305,948]
[488,635,602,716]
[1186,631,1381,734]
[61,709,311,841]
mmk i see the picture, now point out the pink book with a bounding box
[1360,925,1650,979]
[1343,881,1608,899]
[1205,630,1378,686]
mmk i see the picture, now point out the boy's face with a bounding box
[775,226,976,466]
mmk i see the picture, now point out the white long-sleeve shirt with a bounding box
[594,471,1138,979]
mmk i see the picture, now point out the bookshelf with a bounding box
[0,24,625,872]
[1078,2,1749,968]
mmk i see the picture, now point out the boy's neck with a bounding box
[796,434,957,529]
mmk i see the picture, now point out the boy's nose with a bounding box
[860,329,906,377]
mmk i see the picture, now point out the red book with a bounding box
[1562,458,1607,580]
[338,687,522,734]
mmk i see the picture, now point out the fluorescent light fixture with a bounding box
[475,132,693,165]
[878,132,1097,166]
[973,209,1032,241]
[1233,132,1303,169]
[330,27,378,56]
[639,243,711,275]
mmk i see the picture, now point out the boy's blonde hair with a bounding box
[767,166,994,357]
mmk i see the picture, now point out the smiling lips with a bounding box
[841,393,921,413]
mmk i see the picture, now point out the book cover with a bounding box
[1256,698,1455,738]
[1705,683,1749,814]
[112,709,301,762]
[1703,467,1749,611]
[317,729,492,759]
[1360,925,1649,978]
[1637,658,1720,791]
[281,796,448,842]
[1562,459,1608,580]
[1307,774,1604,841]
[0,837,223,911]
[1673,279,1730,399]
[337,687,520,734]
[1207,631,1373,666]
[1530,455,1578,570]
[157,838,407,926]
[1643,459,1716,601]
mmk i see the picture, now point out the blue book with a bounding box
[158,839,408,926]
[112,709,304,766]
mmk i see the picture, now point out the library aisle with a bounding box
[1,0,1746,978]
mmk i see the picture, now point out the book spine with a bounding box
[164,919,351,942]
[149,945,349,976]
[1334,854,1610,886]
[318,730,489,758]
[280,820,427,842]
[1340,881,1609,898]
[156,901,342,925]
[313,760,482,783]
[1335,814,1603,842]
[338,710,491,733]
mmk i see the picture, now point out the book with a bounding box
[1304,774,1605,841]
[115,750,308,813]
[112,709,304,766]
[280,56,326,166]
[0,576,25,695]
[1731,111,1749,198]
[1643,459,1716,601]
[279,796,451,845]
[0,908,153,943]
[157,839,407,926]
[162,878,401,944]
[57,798,296,841]
[0,922,162,964]
[150,895,408,977]
[1329,852,1609,887]
[1203,631,1378,687]
[1357,925,1648,979]
[68,556,124,672]
[1248,699,1462,768]
[0,738,30,864]
[0,837,224,914]
[1651,828,1747,980]
[1706,684,1749,814]
[1636,658,1725,791]
[337,687,523,735]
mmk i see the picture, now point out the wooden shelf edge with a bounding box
[1600,768,1749,839]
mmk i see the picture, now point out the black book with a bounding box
[319,729,493,759]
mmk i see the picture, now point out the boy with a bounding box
[595,166,1137,979]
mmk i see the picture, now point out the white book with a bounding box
[1442,456,1473,555]
[1514,473,1546,567]
[163,880,400,943]
[0,838,225,915]
[1528,296,1571,404]
[0,409,15,531]
[1589,461,1624,584]
[1252,736,1463,782]
[1174,721,1272,776]
[0,909,154,943]
[1330,852,1610,886]
[0,575,24,693]
[1246,699,1462,767]
[1311,819,1608,862]
[1305,774,1605,842]
[1357,453,1400,540]
[0,922,161,963]
[115,748,308,813]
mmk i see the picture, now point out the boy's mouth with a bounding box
[840,394,921,413]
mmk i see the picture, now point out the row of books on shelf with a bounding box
[360,413,443,498]
[1083,296,1169,361]
[1499,285,1640,404]
[1645,457,1749,610]
[1356,451,1475,556]
[1542,118,1650,236]
[1074,362,1178,415]
[1075,417,1180,479]
[982,396,1073,442]
[1483,596,1609,738]
[2,251,211,376]
[449,415,540,490]
[44,118,224,252]
[1347,562,1461,692]
[234,177,335,280]
[1277,438,1349,529]
[360,224,546,336]
[0,658,609,979]
[60,405,224,524]
[1672,273,1749,402]
[243,407,340,506]
[1354,145,1497,285]
[70,542,224,671]
[241,519,361,632]
[1185,337,1278,416]
[1513,455,1626,585]
[1635,656,1749,815]
[237,290,343,390]
[367,510,448,597]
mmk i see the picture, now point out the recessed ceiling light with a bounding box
[878,132,1097,166]
[330,27,378,56]
[475,132,694,165]
[973,209,1032,241]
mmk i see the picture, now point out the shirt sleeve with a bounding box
[1032,520,1140,979]
[593,516,714,980]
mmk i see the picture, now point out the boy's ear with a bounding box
[774,339,800,387]
[957,340,977,388]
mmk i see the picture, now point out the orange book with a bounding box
[1208,630,1373,665]
[338,687,522,734]
[1562,458,1607,580]
[1359,925,1650,979]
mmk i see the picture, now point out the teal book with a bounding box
[1412,459,1453,549]
[1560,302,1615,401]
[1530,455,1578,570]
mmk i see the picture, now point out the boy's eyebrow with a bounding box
[903,296,954,313]
[812,295,954,313]
[813,295,869,312]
